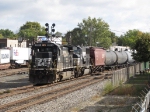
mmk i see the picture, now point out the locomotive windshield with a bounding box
[35,47,53,52]
[36,52,52,58]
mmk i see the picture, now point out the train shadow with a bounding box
[0,77,31,91]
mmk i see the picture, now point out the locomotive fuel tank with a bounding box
[114,51,128,64]
[90,47,105,66]
[105,51,117,66]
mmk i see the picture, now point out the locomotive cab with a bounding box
[29,42,61,84]
[30,43,59,69]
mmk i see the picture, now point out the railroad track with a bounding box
[0,71,112,98]
[0,74,106,112]
[0,74,92,99]
[0,68,29,77]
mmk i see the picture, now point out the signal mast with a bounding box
[45,23,55,42]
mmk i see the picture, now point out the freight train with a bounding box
[0,47,31,69]
[29,38,135,85]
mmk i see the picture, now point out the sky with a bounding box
[0,0,150,36]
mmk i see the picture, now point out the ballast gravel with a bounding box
[0,77,100,105]
[24,80,109,112]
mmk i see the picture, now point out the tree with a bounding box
[18,21,46,40]
[0,29,16,39]
[132,33,150,62]
[0,34,3,39]
[77,16,112,48]
[55,31,62,37]
[117,29,143,48]
[110,32,118,44]
[64,28,86,46]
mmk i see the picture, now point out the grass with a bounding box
[108,73,150,96]
[103,82,115,95]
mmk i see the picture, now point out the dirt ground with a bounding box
[70,94,138,112]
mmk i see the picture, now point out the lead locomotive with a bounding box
[29,39,91,85]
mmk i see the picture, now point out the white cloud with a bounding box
[0,0,150,36]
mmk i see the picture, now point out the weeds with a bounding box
[3,90,11,93]
[103,82,114,94]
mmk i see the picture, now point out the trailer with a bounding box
[0,49,10,69]
[10,47,31,68]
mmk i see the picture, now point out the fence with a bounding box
[131,85,150,112]
[108,62,150,112]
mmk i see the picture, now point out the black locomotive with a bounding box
[29,40,91,84]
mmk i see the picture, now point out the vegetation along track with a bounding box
[0,74,105,112]
[0,68,29,77]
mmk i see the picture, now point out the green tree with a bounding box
[18,21,45,40]
[55,31,62,37]
[117,29,143,48]
[77,16,112,48]
[0,34,3,39]
[132,33,150,62]
[64,28,86,46]
[110,32,118,44]
[0,29,16,39]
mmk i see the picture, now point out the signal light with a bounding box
[45,23,49,38]
[51,29,55,32]
[52,23,55,27]
[45,28,48,31]
[45,23,49,26]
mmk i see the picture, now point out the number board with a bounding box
[42,44,46,46]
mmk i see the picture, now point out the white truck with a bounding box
[10,47,31,68]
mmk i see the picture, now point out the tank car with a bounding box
[124,49,135,64]
[105,50,117,69]
[105,49,135,69]
[114,50,128,65]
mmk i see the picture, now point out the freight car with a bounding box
[0,49,10,70]
[0,47,31,69]
[10,47,31,68]
[105,49,135,69]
